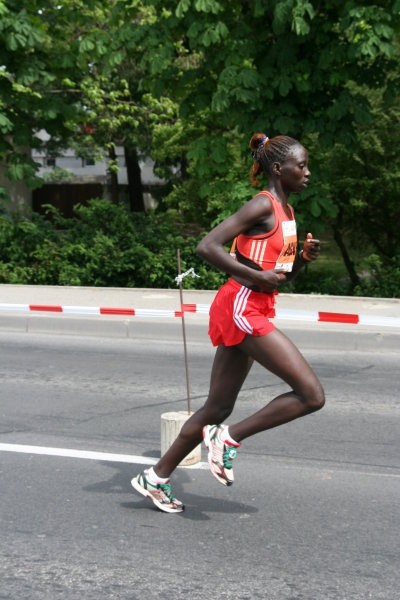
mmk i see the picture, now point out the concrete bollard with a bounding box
[161,411,202,466]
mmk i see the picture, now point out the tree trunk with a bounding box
[124,146,145,212]
[332,225,360,290]
[108,145,119,204]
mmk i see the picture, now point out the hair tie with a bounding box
[251,136,269,160]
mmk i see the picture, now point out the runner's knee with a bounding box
[200,403,234,424]
[302,381,325,412]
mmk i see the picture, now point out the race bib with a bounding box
[275,220,297,272]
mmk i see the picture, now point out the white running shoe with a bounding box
[131,470,184,514]
[203,424,238,486]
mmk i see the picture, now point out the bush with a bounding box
[0,199,224,289]
[353,254,400,299]
[0,200,397,297]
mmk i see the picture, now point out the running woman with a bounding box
[131,133,325,513]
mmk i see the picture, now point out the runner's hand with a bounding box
[302,232,320,262]
[253,269,287,292]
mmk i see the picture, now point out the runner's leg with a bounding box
[228,328,325,442]
[154,345,253,478]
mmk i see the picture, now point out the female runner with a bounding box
[131,132,325,513]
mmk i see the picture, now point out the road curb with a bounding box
[0,285,398,351]
[0,311,398,352]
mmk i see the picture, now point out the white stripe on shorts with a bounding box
[233,285,253,334]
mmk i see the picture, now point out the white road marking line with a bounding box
[1,443,398,479]
[0,443,208,469]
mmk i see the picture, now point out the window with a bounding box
[82,157,95,167]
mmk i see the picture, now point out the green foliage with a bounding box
[41,167,74,183]
[135,0,399,143]
[301,86,400,293]
[336,96,400,260]
[0,199,224,289]
[353,254,400,299]
[1,1,399,298]
[284,266,351,296]
[0,198,397,296]
[0,2,93,177]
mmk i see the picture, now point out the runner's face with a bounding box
[280,145,310,193]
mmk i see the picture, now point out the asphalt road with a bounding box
[0,325,399,600]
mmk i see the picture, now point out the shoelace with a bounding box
[210,428,237,470]
[223,446,237,468]
[159,482,176,501]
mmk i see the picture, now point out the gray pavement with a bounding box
[0,331,399,600]
[0,284,398,352]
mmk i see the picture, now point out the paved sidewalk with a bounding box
[0,284,398,351]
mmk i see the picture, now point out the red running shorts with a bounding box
[208,278,276,347]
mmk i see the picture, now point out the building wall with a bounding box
[32,146,164,187]
[30,146,164,215]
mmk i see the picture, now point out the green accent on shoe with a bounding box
[203,424,238,486]
[223,446,237,468]
[131,471,184,514]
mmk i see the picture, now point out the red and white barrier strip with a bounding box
[183,303,400,328]
[0,303,184,318]
[274,308,400,328]
[0,302,398,328]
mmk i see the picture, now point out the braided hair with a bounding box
[249,133,300,187]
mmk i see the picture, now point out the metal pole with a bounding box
[177,249,191,415]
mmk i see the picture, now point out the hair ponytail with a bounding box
[249,133,300,186]
[249,133,269,187]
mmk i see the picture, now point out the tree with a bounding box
[0,1,109,196]
[114,0,399,225]
[311,87,400,291]
[131,1,398,136]
[1,0,399,297]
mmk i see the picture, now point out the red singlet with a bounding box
[235,191,297,273]
[208,191,297,347]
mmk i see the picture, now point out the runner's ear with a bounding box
[272,162,281,176]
